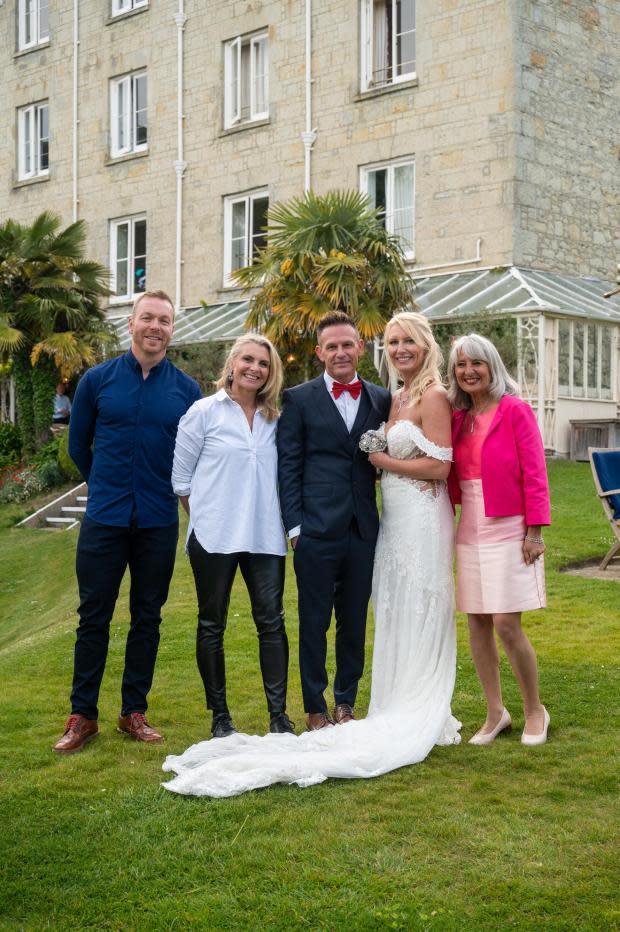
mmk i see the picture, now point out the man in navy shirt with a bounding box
[53,290,201,753]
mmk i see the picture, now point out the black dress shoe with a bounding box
[269,712,295,734]
[211,712,236,738]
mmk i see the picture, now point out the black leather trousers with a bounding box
[187,531,288,716]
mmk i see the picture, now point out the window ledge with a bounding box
[354,77,418,102]
[220,118,271,138]
[13,173,50,190]
[109,295,140,307]
[106,6,149,26]
[105,149,149,166]
[14,39,50,60]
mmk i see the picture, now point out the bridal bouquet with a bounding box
[359,429,387,453]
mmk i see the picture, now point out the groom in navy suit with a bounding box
[277,312,392,730]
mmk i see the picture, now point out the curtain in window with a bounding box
[372,0,388,85]
[392,162,414,250]
[39,0,49,40]
[133,220,147,293]
[115,223,129,297]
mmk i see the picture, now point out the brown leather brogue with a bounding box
[52,714,99,753]
[333,703,355,725]
[306,711,336,731]
[117,712,164,743]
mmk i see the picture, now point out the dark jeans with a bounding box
[187,532,288,716]
[293,520,375,714]
[70,515,178,720]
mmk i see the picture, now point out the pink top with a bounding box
[447,395,551,526]
[453,408,498,480]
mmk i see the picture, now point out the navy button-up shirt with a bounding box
[69,351,201,527]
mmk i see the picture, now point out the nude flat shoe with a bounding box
[468,708,512,746]
[521,706,550,746]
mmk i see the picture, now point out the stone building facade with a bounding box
[1,0,619,453]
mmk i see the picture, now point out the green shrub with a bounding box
[35,460,66,490]
[31,435,62,468]
[57,429,82,482]
[0,422,21,463]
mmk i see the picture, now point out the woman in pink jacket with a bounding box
[447,334,551,747]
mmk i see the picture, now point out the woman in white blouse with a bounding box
[172,334,294,738]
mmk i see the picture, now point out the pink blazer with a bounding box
[448,395,551,526]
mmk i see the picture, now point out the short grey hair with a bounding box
[447,333,520,409]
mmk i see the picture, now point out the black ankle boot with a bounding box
[211,712,236,738]
[269,712,295,734]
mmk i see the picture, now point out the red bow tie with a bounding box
[332,380,362,400]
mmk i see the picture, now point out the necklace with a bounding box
[468,399,494,433]
[397,386,411,414]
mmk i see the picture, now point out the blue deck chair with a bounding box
[588,447,620,570]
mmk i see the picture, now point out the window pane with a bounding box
[39,0,49,40]
[38,106,49,172]
[367,169,387,226]
[116,222,129,260]
[573,323,584,396]
[134,219,146,258]
[372,0,389,85]
[115,222,129,295]
[251,196,269,258]
[601,327,612,398]
[134,75,147,146]
[252,37,268,115]
[395,0,416,77]
[231,201,247,271]
[558,321,570,394]
[231,201,246,240]
[133,217,147,293]
[116,80,126,151]
[22,109,33,175]
[24,0,35,45]
[240,43,251,121]
[392,207,414,250]
[393,162,414,245]
[587,324,598,397]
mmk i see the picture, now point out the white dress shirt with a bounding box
[172,389,287,555]
[323,370,361,431]
[287,371,362,539]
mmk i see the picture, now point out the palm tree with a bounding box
[0,212,114,451]
[233,190,415,356]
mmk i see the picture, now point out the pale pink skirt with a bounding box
[456,480,546,614]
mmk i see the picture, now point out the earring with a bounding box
[227,369,233,384]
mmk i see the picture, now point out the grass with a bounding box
[0,460,618,931]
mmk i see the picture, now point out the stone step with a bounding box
[76,496,88,503]
[46,516,78,524]
[61,505,87,514]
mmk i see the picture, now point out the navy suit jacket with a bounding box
[277,376,392,542]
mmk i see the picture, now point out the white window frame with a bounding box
[109,215,147,303]
[558,320,615,401]
[223,190,269,287]
[17,102,49,180]
[224,32,269,129]
[360,0,416,92]
[110,71,148,158]
[18,0,49,51]
[111,0,148,17]
[360,157,415,258]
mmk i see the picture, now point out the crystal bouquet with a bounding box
[359,428,387,453]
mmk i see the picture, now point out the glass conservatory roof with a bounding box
[108,268,620,348]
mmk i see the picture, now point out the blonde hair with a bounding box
[447,333,520,409]
[216,334,283,421]
[384,312,443,407]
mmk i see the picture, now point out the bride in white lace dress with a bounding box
[162,313,461,796]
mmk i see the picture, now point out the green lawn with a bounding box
[0,461,618,931]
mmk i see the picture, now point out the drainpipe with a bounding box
[174,1,187,312]
[72,0,79,221]
[302,0,317,192]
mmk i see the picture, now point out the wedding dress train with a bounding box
[162,421,461,797]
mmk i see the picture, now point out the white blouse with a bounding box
[172,389,287,556]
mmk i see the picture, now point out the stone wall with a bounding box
[512,0,620,279]
[0,1,616,312]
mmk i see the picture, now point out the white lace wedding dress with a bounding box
[162,421,461,797]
